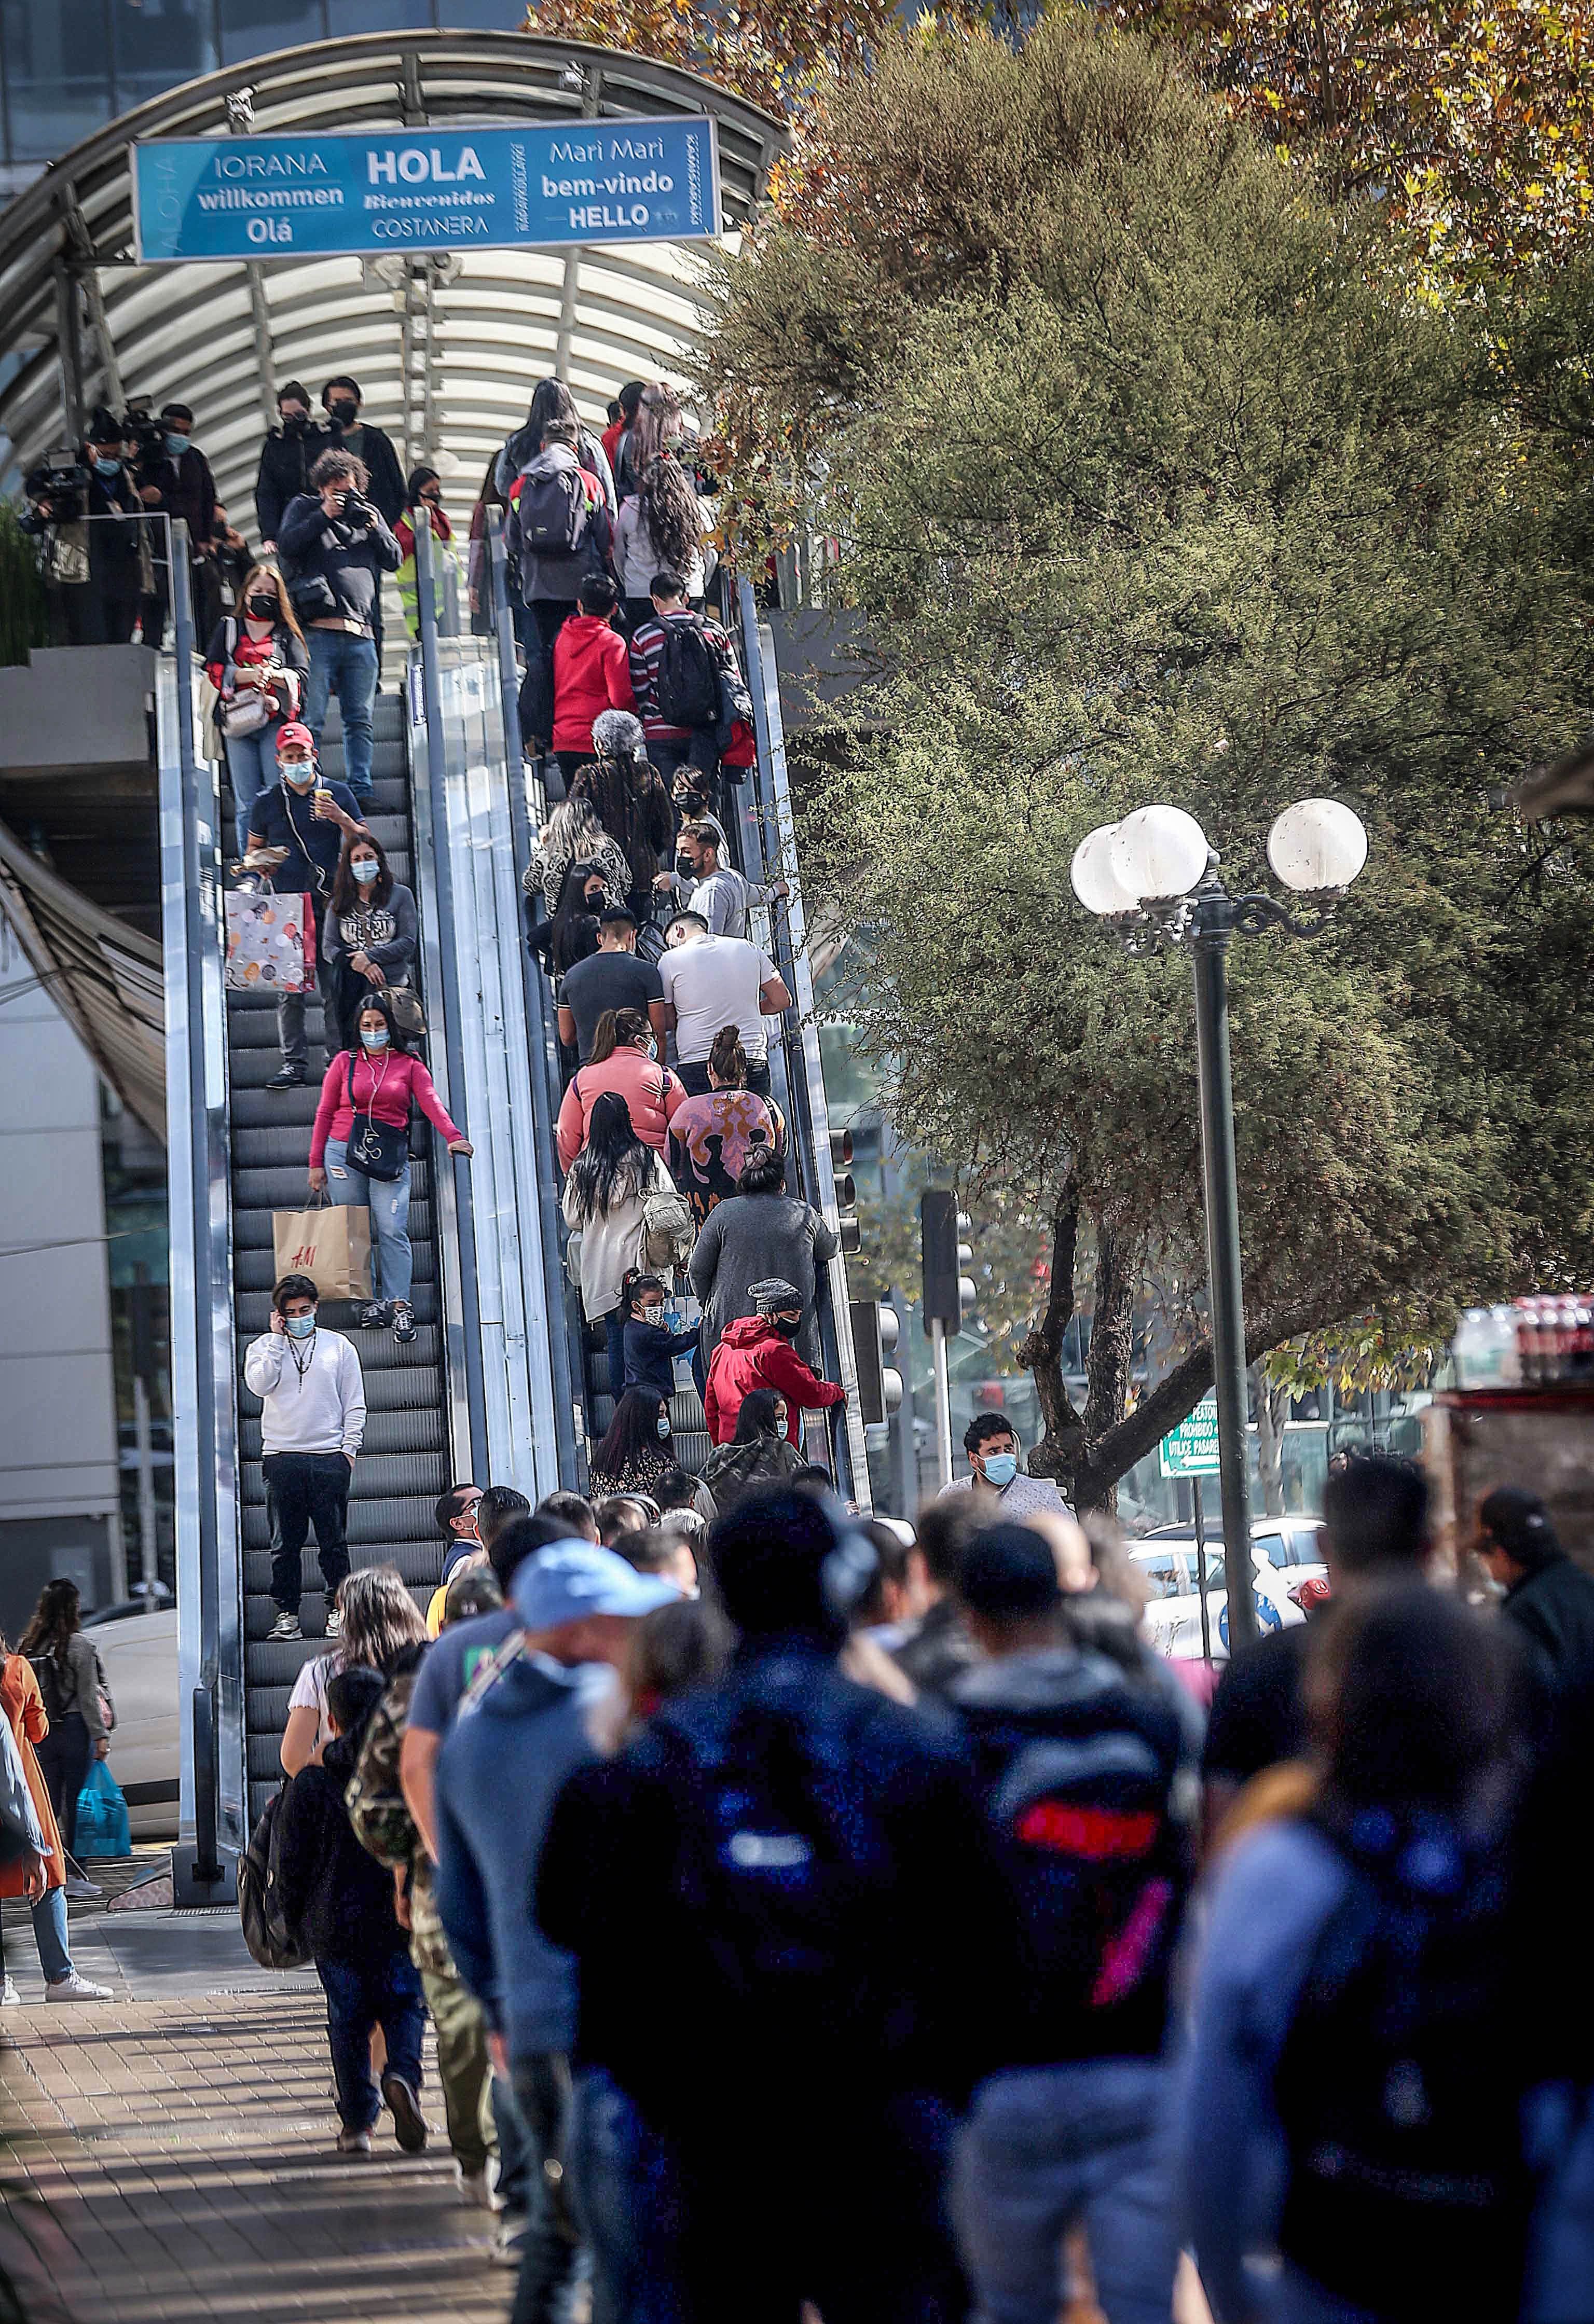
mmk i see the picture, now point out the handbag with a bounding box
[643,1169,694,1271]
[74,1760,131,1860]
[272,1192,372,1302]
[345,1050,408,1181]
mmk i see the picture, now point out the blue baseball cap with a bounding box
[512,1540,680,1630]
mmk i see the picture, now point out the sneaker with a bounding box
[381,2068,428,2153]
[323,1609,342,1641]
[45,1972,110,2000]
[455,2162,495,2209]
[336,2125,373,2157]
[358,1301,394,1329]
[392,1302,416,1345]
[493,2215,530,2266]
[2,1976,20,2005]
[267,1611,302,1643]
[267,1063,306,1091]
[63,1876,103,1901]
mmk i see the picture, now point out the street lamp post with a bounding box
[1071,798,1368,1654]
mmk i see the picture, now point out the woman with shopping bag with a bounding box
[307,991,472,1348]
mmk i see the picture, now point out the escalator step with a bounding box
[235,1244,436,1294]
[240,1403,446,1459]
[231,1085,337,1129]
[242,1497,445,1551]
[235,1283,437,1334]
[233,1198,433,1252]
[235,1364,439,1423]
[232,1163,432,1212]
[239,1450,447,1506]
[244,1543,442,1600]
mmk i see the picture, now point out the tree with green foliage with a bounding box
[695,11,1594,1506]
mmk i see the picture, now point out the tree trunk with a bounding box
[1018,1171,1083,1483]
[1074,1222,1143,1513]
[1254,1368,1290,1516]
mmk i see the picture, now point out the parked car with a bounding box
[89,1609,179,1839]
[1130,1527,1310,1662]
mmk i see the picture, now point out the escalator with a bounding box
[225,696,453,1827]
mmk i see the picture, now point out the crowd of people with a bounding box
[218,1437,1594,2324]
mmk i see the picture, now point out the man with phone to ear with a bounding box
[276,447,402,811]
[243,1274,366,1645]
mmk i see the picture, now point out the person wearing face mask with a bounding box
[619,1271,700,1404]
[193,503,256,645]
[587,1389,686,1503]
[204,564,310,858]
[394,466,462,642]
[703,1278,846,1449]
[556,906,663,1066]
[320,377,406,528]
[245,723,369,1090]
[556,1005,686,1171]
[276,449,402,806]
[537,859,614,984]
[308,992,472,1349]
[689,1146,835,1388]
[941,1413,1068,1520]
[133,399,217,559]
[321,833,419,1057]
[243,1275,367,1644]
[652,817,787,943]
[72,408,144,644]
[255,381,336,552]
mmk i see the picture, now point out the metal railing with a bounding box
[159,518,244,1900]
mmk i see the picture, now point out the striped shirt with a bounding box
[627,609,735,741]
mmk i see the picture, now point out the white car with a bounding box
[87,1609,179,1839]
[1130,1530,1308,1662]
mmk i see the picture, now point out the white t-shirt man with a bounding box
[658,931,779,1066]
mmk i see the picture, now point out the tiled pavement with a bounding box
[0,1966,507,2323]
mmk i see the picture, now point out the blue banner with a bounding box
[132,117,720,263]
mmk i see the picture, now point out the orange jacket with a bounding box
[0,1655,63,1891]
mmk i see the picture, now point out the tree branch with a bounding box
[1074,1304,1325,1499]
[1018,1170,1085,1461]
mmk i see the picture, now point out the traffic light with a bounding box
[920,1191,974,1336]
[831,1128,860,1255]
[851,1299,905,1427]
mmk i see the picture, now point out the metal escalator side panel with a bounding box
[407,653,486,1491]
[158,532,246,1861]
[735,579,873,1510]
[489,524,584,1489]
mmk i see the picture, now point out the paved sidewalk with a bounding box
[0,1973,507,2324]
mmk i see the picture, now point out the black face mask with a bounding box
[584,892,604,911]
[281,412,308,435]
[245,593,277,619]
[771,1315,802,1339]
[329,400,358,426]
[676,855,697,880]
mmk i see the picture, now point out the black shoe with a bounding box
[358,1301,394,1329]
[392,1301,416,1345]
[268,1063,306,1090]
[381,2069,428,2153]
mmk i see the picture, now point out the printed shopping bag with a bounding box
[225,888,315,995]
[272,1198,372,1303]
[664,1293,702,1395]
[74,1760,132,1859]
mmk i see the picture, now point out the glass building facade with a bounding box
[0,0,523,196]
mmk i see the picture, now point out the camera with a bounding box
[25,450,90,522]
[119,396,168,469]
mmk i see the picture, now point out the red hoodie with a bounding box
[552,613,636,754]
[703,1316,845,1446]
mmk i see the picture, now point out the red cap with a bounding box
[275,721,315,756]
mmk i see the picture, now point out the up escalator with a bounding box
[224,696,452,1826]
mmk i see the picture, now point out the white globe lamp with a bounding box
[1110,805,1210,904]
[1069,824,1138,917]
[1266,799,1368,894]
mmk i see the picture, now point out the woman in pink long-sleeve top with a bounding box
[307,991,472,1349]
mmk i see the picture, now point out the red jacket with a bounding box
[552,614,636,754]
[704,1316,845,1446]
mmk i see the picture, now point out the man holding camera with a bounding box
[22,408,144,645]
[276,450,402,808]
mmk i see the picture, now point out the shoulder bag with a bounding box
[345,1051,409,1181]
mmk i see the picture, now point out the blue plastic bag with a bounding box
[74,1759,132,1859]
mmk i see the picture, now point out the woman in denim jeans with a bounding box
[307,991,471,1349]
[202,564,308,859]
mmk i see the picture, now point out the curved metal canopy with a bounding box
[0,31,783,534]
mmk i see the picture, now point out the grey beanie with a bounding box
[750,1277,803,1316]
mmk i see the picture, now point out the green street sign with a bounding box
[1159,1394,1220,1478]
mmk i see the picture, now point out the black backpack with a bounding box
[514,460,590,557]
[987,1718,1184,2028]
[1272,1816,1530,2319]
[665,1695,896,2065]
[238,1789,309,1971]
[655,617,721,731]
[28,1650,76,1725]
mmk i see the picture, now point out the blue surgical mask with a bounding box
[285,1312,317,1340]
[360,1027,390,1051]
[352,857,380,884]
[164,432,189,459]
[657,1416,671,1440]
[92,454,121,475]
[981,1451,1019,1489]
